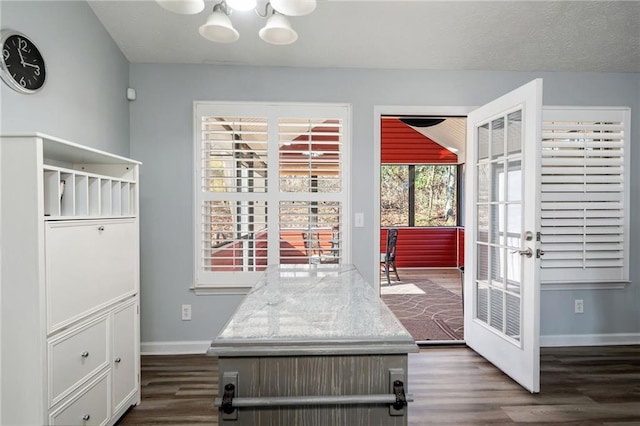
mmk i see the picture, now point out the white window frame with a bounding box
[192,101,351,294]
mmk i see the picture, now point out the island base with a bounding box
[214,353,410,425]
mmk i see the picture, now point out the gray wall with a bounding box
[2,1,638,347]
[129,64,640,344]
[0,1,130,155]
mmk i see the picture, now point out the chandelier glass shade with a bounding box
[198,8,240,43]
[259,13,298,45]
[156,0,315,45]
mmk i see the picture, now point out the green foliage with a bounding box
[381,164,457,227]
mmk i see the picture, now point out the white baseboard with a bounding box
[140,340,211,355]
[541,333,640,347]
[141,335,640,355]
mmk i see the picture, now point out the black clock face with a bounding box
[1,31,46,93]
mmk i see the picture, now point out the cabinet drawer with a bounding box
[45,219,138,331]
[49,371,110,426]
[48,315,109,407]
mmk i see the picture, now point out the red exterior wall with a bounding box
[381,227,464,269]
[381,118,458,164]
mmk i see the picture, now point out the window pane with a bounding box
[201,116,268,193]
[414,165,457,226]
[279,118,342,193]
[381,165,409,227]
[279,201,342,265]
[201,200,268,272]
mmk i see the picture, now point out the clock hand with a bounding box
[17,47,25,66]
[22,62,39,69]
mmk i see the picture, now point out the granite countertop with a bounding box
[208,264,418,357]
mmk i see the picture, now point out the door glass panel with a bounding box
[507,111,522,154]
[507,204,521,248]
[492,162,505,202]
[477,283,489,322]
[477,204,489,243]
[491,117,505,159]
[478,123,490,160]
[478,163,489,203]
[477,244,489,282]
[505,293,521,341]
[490,245,504,287]
[507,161,521,202]
[490,204,500,245]
[489,287,504,332]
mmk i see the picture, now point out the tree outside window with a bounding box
[381,164,457,227]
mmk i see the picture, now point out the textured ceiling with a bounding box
[88,0,640,72]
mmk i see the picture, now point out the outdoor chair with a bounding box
[381,228,400,285]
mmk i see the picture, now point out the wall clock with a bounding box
[1,30,46,94]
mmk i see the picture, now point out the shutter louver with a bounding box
[540,108,628,283]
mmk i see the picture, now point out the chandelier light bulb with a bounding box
[156,0,205,15]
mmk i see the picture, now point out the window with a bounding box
[194,102,350,293]
[381,164,457,227]
[540,107,629,284]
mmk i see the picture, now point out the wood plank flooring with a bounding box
[116,345,640,425]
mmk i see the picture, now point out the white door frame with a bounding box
[372,105,475,293]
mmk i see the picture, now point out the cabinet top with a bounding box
[208,264,418,357]
[1,133,141,166]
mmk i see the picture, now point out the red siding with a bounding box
[381,118,457,164]
[381,227,464,268]
[457,228,465,268]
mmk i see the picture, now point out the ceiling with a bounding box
[88,0,640,73]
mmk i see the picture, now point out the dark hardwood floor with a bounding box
[117,345,640,425]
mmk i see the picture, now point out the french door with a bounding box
[464,79,542,393]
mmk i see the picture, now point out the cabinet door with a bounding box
[45,219,138,332]
[112,301,139,414]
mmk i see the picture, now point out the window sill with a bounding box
[190,285,252,296]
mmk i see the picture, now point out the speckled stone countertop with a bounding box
[208,264,418,357]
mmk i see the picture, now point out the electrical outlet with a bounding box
[181,304,192,321]
[574,299,584,314]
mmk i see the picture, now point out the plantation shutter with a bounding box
[540,107,629,284]
[194,103,350,292]
[278,117,344,265]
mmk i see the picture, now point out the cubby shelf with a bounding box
[43,165,137,218]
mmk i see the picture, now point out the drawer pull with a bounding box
[82,414,90,421]
[98,226,105,231]
[115,357,122,363]
[81,351,90,358]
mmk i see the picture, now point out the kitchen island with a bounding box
[208,264,419,425]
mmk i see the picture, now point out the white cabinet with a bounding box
[0,133,141,425]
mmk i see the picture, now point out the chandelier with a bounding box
[156,0,316,45]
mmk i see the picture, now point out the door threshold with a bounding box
[416,339,466,347]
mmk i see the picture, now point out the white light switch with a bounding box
[355,212,364,227]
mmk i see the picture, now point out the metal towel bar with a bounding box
[214,392,414,408]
